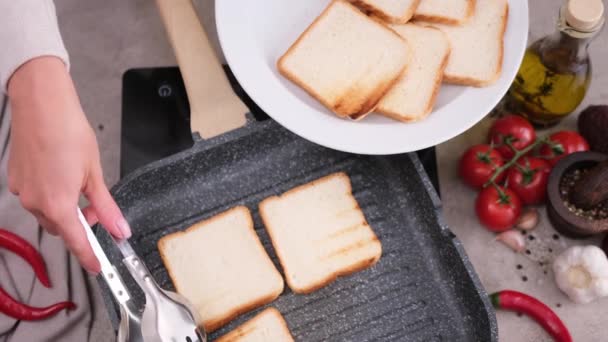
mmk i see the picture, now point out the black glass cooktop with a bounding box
[119,67,440,195]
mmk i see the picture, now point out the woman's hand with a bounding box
[6,56,131,274]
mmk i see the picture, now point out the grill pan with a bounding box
[97,118,497,341]
[96,1,497,340]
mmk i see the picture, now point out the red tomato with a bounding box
[506,157,551,205]
[475,186,522,232]
[539,131,590,166]
[488,115,536,159]
[459,145,505,189]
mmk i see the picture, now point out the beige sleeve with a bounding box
[0,0,70,94]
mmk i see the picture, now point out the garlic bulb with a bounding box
[553,245,608,304]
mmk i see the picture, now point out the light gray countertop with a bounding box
[54,0,607,340]
[437,1,608,341]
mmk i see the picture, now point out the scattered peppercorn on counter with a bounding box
[438,112,608,341]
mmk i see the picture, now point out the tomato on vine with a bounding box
[539,131,589,166]
[506,157,551,205]
[459,145,505,189]
[488,115,536,159]
[475,186,523,232]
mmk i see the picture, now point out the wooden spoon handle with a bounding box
[155,0,247,138]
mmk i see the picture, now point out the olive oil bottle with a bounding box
[505,0,604,127]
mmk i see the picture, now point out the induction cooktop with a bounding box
[119,66,440,195]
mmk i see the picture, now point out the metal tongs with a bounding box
[77,209,206,342]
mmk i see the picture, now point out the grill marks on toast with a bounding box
[324,238,380,259]
[325,219,366,238]
[259,172,382,294]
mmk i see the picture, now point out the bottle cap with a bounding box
[566,0,604,32]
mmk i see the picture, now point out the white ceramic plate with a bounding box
[216,0,529,155]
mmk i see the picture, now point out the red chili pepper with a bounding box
[0,228,76,321]
[490,290,572,342]
[0,228,51,287]
[0,287,76,321]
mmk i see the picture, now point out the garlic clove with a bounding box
[496,230,526,253]
[516,208,539,230]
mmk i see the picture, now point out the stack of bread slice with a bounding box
[278,0,509,122]
[277,0,410,119]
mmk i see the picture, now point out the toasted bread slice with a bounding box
[350,0,421,23]
[216,308,294,342]
[422,0,508,87]
[377,24,450,122]
[259,172,382,294]
[414,0,475,25]
[157,207,284,332]
[278,0,409,118]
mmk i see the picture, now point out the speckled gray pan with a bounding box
[96,119,497,341]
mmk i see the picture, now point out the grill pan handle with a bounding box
[156,0,247,139]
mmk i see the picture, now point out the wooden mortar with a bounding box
[547,152,608,238]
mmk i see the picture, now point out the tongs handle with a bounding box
[78,208,131,305]
[110,232,161,295]
[123,252,163,300]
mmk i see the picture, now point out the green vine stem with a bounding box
[484,136,550,188]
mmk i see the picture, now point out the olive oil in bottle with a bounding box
[505,0,604,127]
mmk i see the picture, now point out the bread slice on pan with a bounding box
[377,24,450,122]
[216,308,294,342]
[414,0,475,25]
[278,0,409,119]
[422,0,508,87]
[259,172,382,294]
[157,206,284,332]
[350,0,421,23]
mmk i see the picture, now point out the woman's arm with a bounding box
[1,1,131,274]
[0,0,69,92]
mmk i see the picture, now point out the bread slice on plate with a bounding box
[157,206,284,332]
[422,0,508,87]
[350,0,421,23]
[278,0,409,119]
[216,308,294,342]
[377,24,450,122]
[259,172,382,294]
[414,0,475,25]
